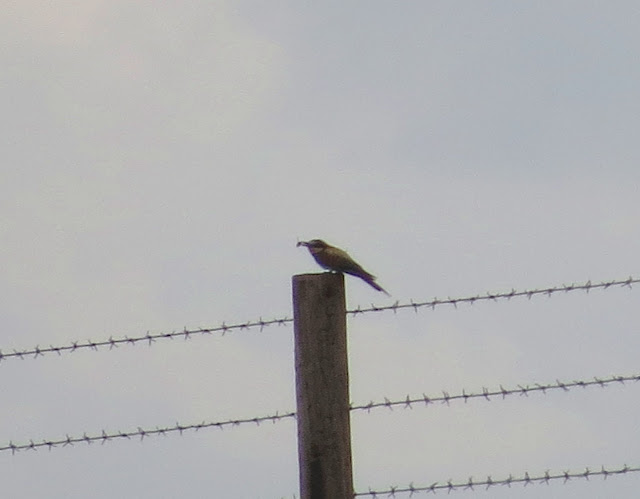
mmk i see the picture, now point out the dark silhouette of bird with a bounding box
[297,239,390,296]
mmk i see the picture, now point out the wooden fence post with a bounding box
[292,272,354,499]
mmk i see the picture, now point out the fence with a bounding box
[1,275,639,498]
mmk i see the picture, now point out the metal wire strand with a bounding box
[350,373,640,412]
[347,276,638,317]
[0,276,636,363]
[0,316,293,362]
[0,411,296,455]
[2,371,637,455]
[355,464,640,497]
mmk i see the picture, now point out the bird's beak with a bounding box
[297,241,309,247]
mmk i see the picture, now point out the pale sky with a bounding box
[2,2,640,498]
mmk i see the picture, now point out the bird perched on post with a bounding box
[297,239,390,296]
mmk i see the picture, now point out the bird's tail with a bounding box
[364,277,391,296]
[343,268,391,296]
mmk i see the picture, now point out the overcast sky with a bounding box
[2,2,640,498]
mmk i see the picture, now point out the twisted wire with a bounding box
[350,373,640,412]
[348,276,638,316]
[3,371,637,455]
[1,276,636,363]
[355,464,640,496]
[0,411,296,454]
[0,316,292,362]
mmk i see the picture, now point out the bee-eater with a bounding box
[297,239,390,296]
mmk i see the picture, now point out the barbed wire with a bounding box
[350,373,640,413]
[347,276,638,316]
[1,276,635,363]
[3,371,637,455]
[0,410,297,455]
[355,464,640,496]
[0,316,293,363]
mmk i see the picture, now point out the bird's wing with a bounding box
[324,247,374,279]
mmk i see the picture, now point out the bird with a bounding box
[297,239,390,296]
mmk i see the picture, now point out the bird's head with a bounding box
[297,239,328,249]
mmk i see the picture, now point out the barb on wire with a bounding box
[355,464,640,496]
[347,276,638,316]
[0,410,296,455]
[1,276,635,364]
[351,373,640,413]
[0,316,293,363]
